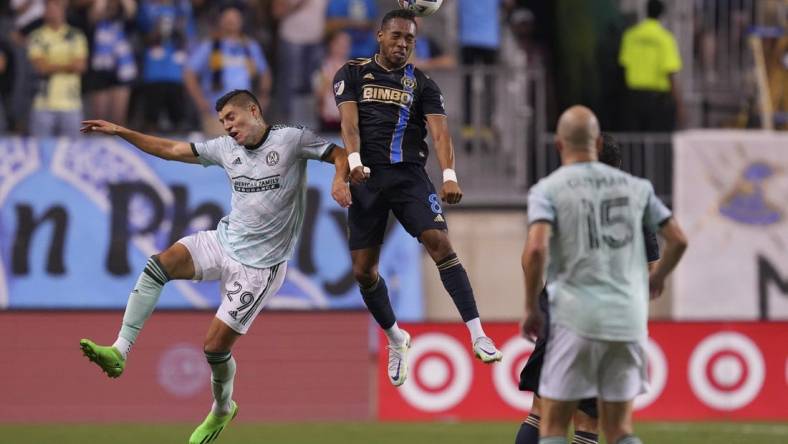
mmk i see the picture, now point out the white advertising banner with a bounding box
[674,130,788,320]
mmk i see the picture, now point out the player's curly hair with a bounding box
[381,9,418,30]
[599,132,623,169]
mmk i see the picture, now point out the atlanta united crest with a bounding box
[266,151,279,166]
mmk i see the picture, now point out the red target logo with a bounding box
[399,333,473,412]
[492,337,535,410]
[157,343,210,398]
[688,332,765,410]
[634,337,668,411]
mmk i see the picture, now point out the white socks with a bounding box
[385,322,406,346]
[466,317,486,342]
[387,319,485,345]
[206,351,236,416]
[117,257,170,355]
[112,336,132,360]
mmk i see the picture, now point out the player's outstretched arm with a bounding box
[323,144,352,208]
[427,114,462,205]
[338,102,370,185]
[649,218,688,299]
[81,120,199,164]
[521,222,550,340]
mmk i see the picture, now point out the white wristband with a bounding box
[443,168,458,183]
[348,152,363,171]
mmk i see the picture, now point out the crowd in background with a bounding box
[0,0,473,137]
[1,0,785,138]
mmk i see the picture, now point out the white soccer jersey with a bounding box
[191,125,333,268]
[527,162,672,341]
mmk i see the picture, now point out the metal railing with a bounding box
[533,133,674,207]
[424,65,539,207]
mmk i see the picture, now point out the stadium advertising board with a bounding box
[674,131,788,320]
[378,322,788,420]
[0,311,370,422]
[0,137,422,318]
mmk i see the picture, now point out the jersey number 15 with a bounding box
[581,197,634,249]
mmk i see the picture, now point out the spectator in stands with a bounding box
[325,0,378,59]
[80,0,137,126]
[184,3,271,136]
[457,0,509,146]
[411,17,455,72]
[315,30,350,132]
[273,0,327,123]
[770,32,788,129]
[0,38,15,133]
[619,0,684,131]
[27,0,88,137]
[138,0,189,132]
[137,0,195,47]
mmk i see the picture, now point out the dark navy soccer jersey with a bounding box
[333,55,446,167]
[643,225,660,262]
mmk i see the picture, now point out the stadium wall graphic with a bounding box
[674,131,788,320]
[378,322,788,421]
[0,137,422,318]
[0,312,371,422]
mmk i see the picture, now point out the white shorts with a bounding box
[539,322,648,402]
[177,230,287,335]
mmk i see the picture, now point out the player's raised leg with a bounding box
[79,243,195,377]
[188,318,241,444]
[420,229,502,362]
[352,246,411,386]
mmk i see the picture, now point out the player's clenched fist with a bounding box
[520,310,544,342]
[347,152,370,185]
[440,181,462,205]
[349,166,371,185]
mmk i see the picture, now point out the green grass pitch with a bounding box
[1,421,786,443]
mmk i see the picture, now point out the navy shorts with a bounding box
[348,163,448,250]
[519,288,598,419]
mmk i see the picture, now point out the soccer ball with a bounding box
[398,0,443,17]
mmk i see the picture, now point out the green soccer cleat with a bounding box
[189,402,239,444]
[79,338,125,378]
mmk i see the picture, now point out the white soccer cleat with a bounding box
[473,336,503,363]
[387,330,411,387]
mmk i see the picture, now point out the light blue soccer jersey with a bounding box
[192,125,333,268]
[527,162,672,341]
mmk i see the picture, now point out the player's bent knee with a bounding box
[203,318,242,353]
[420,230,453,261]
[352,264,378,288]
[157,243,195,279]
